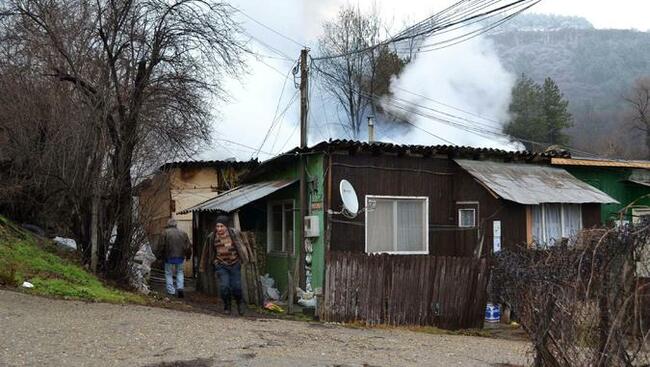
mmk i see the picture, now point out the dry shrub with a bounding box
[491,224,650,367]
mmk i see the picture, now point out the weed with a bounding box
[0,216,144,304]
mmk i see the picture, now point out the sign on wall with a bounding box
[493,220,501,253]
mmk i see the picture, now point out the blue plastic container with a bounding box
[485,303,501,323]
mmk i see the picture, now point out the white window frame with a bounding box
[364,195,429,255]
[534,203,583,245]
[632,207,650,224]
[266,199,295,254]
[458,208,477,228]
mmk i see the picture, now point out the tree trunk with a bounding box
[106,136,136,281]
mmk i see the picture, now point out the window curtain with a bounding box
[562,204,582,240]
[544,204,562,246]
[532,205,544,245]
[367,199,394,252]
[396,200,425,252]
[532,204,583,247]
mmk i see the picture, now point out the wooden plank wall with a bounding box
[328,153,530,256]
[321,252,490,330]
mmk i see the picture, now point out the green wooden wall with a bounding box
[255,153,326,294]
[563,166,650,223]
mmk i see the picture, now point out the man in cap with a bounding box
[199,214,249,315]
[157,218,191,298]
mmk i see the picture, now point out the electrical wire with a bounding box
[252,63,298,158]
[255,90,300,158]
[310,62,600,156]
[312,0,538,61]
[235,8,306,49]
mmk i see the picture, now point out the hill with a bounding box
[0,216,143,303]
[489,14,650,158]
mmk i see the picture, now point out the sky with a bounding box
[534,0,650,31]
[198,0,650,161]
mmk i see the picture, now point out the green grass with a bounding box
[0,215,144,304]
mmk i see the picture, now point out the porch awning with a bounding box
[454,159,618,205]
[178,179,297,214]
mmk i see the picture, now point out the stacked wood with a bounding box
[240,232,263,306]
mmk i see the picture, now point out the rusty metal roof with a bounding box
[178,179,297,214]
[159,159,258,172]
[455,159,618,205]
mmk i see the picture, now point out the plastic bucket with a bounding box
[485,303,501,323]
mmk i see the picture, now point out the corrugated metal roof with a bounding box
[245,139,569,182]
[308,139,569,159]
[159,159,258,171]
[455,159,618,205]
[178,179,297,214]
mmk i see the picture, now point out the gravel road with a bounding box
[0,290,531,367]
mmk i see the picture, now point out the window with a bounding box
[267,200,294,254]
[531,204,582,246]
[632,208,650,225]
[365,196,428,254]
[458,208,476,228]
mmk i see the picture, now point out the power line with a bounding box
[312,0,538,61]
[252,64,297,158]
[393,86,501,125]
[254,89,300,158]
[246,34,294,61]
[411,1,539,53]
[311,64,457,145]
[311,62,600,157]
[235,8,306,49]
[216,139,274,157]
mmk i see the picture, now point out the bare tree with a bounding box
[625,77,650,158]
[2,0,245,281]
[317,5,405,139]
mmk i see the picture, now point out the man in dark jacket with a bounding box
[157,218,191,298]
[199,215,249,315]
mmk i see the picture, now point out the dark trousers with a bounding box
[214,262,242,308]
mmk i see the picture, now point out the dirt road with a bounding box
[0,290,530,367]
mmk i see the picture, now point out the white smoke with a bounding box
[199,1,525,161]
[384,32,521,150]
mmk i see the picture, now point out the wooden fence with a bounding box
[322,252,490,330]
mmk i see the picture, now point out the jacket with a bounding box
[199,227,250,272]
[157,225,191,260]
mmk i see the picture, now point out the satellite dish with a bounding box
[339,179,359,217]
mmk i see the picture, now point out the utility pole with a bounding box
[299,48,309,149]
[290,47,309,314]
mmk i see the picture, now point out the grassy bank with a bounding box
[0,216,144,304]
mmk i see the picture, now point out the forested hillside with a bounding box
[489,15,650,158]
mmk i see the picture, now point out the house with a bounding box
[183,140,616,298]
[135,159,257,276]
[551,157,650,224]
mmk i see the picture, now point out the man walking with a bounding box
[199,215,249,315]
[157,218,191,298]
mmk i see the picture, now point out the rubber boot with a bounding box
[222,295,231,315]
